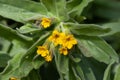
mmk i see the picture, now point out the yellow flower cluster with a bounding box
[37,45,52,62]
[48,30,77,55]
[41,18,51,28]
[36,18,77,61]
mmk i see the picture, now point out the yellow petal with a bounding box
[67,43,73,49]
[59,47,68,55]
[41,18,51,28]
[45,55,52,62]
[9,77,17,80]
[37,50,41,55]
[63,50,68,55]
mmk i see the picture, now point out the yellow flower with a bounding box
[48,30,65,46]
[9,77,17,80]
[41,18,51,28]
[59,47,68,55]
[62,35,77,49]
[37,45,49,57]
[45,55,52,62]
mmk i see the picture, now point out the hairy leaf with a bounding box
[54,48,69,80]
[0,24,33,45]
[64,23,110,36]
[0,0,47,23]
[103,61,114,80]
[0,54,11,67]
[0,33,49,80]
[77,36,119,64]
[114,64,120,80]
[67,0,93,16]
[102,22,120,36]
[17,23,41,34]
[71,57,96,80]
[41,0,69,21]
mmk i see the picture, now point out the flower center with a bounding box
[54,34,59,38]
[45,20,49,23]
[66,37,71,41]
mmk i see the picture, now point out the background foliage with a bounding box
[0,0,120,80]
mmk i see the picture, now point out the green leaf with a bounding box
[69,64,79,80]
[0,40,28,80]
[69,54,81,63]
[22,70,41,80]
[67,0,81,12]
[69,47,81,63]
[0,53,26,80]
[0,0,47,23]
[114,64,120,80]
[8,40,27,57]
[87,58,106,80]
[17,23,41,34]
[41,0,69,21]
[65,23,110,36]
[0,38,11,53]
[102,22,120,36]
[71,64,84,80]
[67,0,93,16]
[0,24,33,45]
[0,32,50,80]
[32,55,45,69]
[0,54,11,67]
[79,58,96,80]
[71,57,96,80]
[103,61,114,80]
[77,36,119,64]
[54,47,69,80]
[12,57,34,79]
